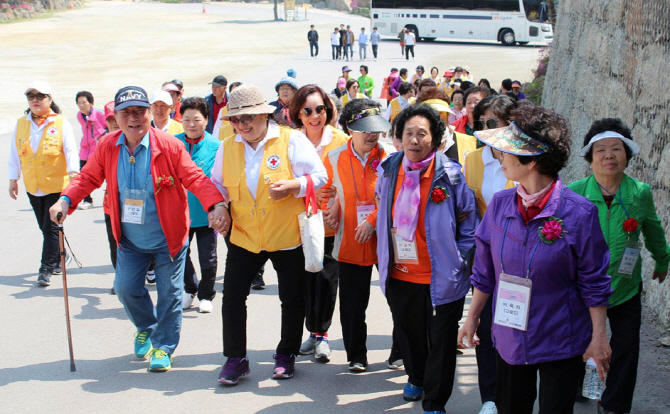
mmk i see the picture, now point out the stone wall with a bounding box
[543,0,670,326]
[0,0,82,21]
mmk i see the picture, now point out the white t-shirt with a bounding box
[405,32,416,46]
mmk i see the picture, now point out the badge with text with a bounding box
[494,272,532,331]
[616,240,642,278]
[266,155,281,170]
[356,201,375,226]
[122,188,147,225]
[392,228,419,264]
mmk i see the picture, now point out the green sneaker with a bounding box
[134,331,153,359]
[149,349,172,372]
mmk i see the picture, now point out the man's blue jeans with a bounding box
[359,44,367,60]
[115,237,188,355]
[346,44,353,59]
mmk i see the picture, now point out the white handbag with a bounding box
[298,175,325,272]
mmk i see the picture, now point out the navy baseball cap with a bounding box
[114,86,150,111]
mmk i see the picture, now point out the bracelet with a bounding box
[9,179,17,183]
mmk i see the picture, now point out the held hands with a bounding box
[583,333,612,381]
[316,187,336,205]
[354,220,375,244]
[323,201,340,230]
[9,181,18,200]
[456,316,481,349]
[208,204,231,237]
[269,179,300,200]
[652,271,667,283]
[49,199,70,224]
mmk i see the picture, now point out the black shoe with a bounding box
[251,274,265,290]
[110,287,116,295]
[53,265,62,275]
[37,269,51,286]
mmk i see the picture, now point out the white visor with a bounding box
[578,131,640,157]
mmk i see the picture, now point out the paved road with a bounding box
[0,2,614,413]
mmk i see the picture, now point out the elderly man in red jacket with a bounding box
[49,86,230,372]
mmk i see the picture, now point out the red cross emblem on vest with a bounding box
[266,155,281,170]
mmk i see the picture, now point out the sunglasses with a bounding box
[229,114,257,126]
[474,118,500,131]
[27,93,50,101]
[301,105,326,117]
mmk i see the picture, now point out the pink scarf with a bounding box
[516,180,553,209]
[393,151,436,242]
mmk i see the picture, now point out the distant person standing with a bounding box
[404,28,416,60]
[370,27,381,61]
[339,24,347,60]
[358,65,374,98]
[345,25,355,61]
[308,24,319,60]
[511,81,526,100]
[398,28,405,56]
[330,27,340,61]
[358,27,368,61]
[75,90,106,210]
[205,75,228,134]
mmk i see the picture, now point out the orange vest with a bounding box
[15,115,70,194]
[223,126,304,253]
[319,126,350,238]
[326,141,386,266]
[464,147,515,217]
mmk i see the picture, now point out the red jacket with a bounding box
[451,115,469,134]
[63,128,224,257]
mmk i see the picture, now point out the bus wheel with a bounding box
[518,41,529,45]
[500,29,516,46]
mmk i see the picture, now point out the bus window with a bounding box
[371,0,395,7]
[421,0,447,8]
[444,0,471,9]
[472,0,519,11]
[523,0,550,22]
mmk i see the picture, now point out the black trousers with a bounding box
[336,45,342,59]
[310,41,318,57]
[338,262,372,363]
[28,192,61,273]
[222,242,305,357]
[386,277,465,412]
[304,237,338,334]
[496,352,582,414]
[600,290,641,413]
[476,294,496,403]
[104,213,117,269]
[79,160,92,203]
[372,44,378,58]
[184,226,218,300]
[405,45,415,59]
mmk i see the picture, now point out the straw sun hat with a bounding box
[221,84,276,120]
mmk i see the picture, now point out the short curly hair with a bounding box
[582,118,634,164]
[338,99,381,135]
[511,103,571,177]
[288,84,334,128]
[393,104,446,150]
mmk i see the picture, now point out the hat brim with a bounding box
[474,126,545,156]
[221,103,276,120]
[348,115,392,133]
[422,100,455,115]
[115,101,150,111]
[209,82,225,87]
[578,135,640,157]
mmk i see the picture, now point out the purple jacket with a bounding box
[376,152,479,307]
[471,178,611,365]
[389,76,407,99]
[77,108,107,161]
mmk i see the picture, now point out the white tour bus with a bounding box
[370,0,552,46]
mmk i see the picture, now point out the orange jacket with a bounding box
[323,140,388,266]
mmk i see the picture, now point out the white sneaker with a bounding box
[145,270,156,284]
[314,339,331,363]
[299,336,317,355]
[479,401,497,414]
[182,292,196,310]
[78,201,92,210]
[198,299,213,313]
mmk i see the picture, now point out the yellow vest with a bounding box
[15,115,70,194]
[167,120,184,136]
[464,147,515,217]
[389,98,403,122]
[321,126,350,237]
[454,131,478,169]
[218,123,235,141]
[341,92,364,107]
[223,126,304,253]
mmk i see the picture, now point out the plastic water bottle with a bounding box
[582,358,605,399]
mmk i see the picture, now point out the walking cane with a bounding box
[57,212,76,372]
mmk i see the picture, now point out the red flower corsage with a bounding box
[155,175,175,195]
[430,185,449,204]
[369,158,380,171]
[623,217,638,233]
[539,216,567,244]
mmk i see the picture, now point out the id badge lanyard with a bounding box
[599,183,641,278]
[121,145,150,225]
[493,218,540,331]
[349,158,375,226]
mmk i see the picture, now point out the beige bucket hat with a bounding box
[221,84,276,120]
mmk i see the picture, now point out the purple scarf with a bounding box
[393,151,436,242]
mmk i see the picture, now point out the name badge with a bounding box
[122,188,146,225]
[494,272,532,331]
[392,228,418,264]
[616,241,642,277]
[356,202,375,226]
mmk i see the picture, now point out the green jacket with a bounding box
[569,174,670,307]
[358,74,375,98]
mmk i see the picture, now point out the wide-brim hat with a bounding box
[221,84,276,120]
[346,107,392,133]
[474,122,553,156]
[421,99,454,115]
[578,131,640,157]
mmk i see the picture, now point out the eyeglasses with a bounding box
[474,118,500,131]
[229,114,257,125]
[301,105,326,117]
[351,85,360,89]
[27,93,49,101]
